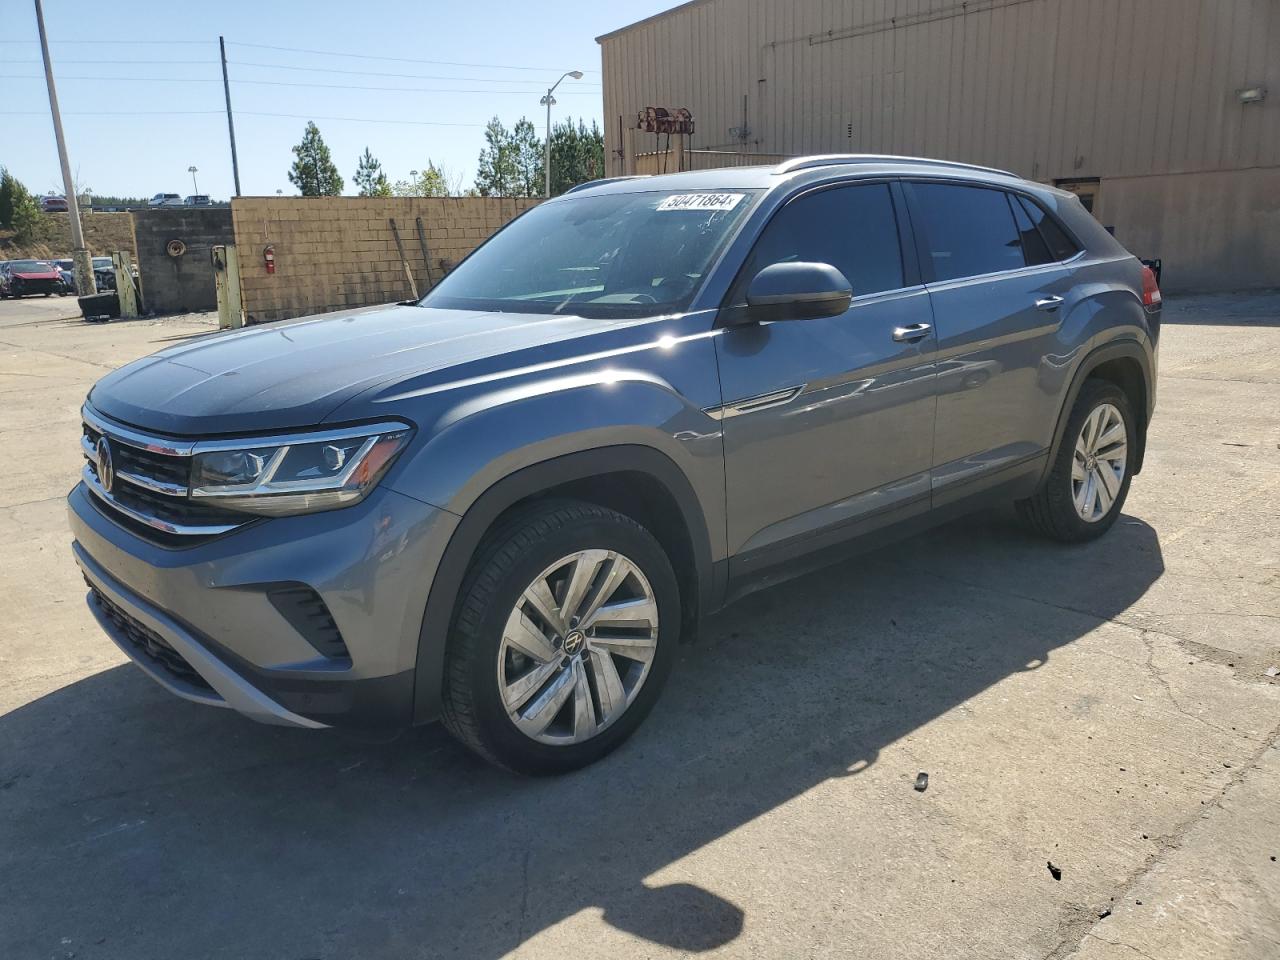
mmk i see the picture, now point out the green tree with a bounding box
[548,118,606,195]
[390,161,453,197]
[288,122,343,196]
[512,117,543,197]
[475,117,544,197]
[0,169,15,228]
[418,162,448,197]
[0,168,41,241]
[353,147,391,197]
[474,117,519,197]
[389,160,460,197]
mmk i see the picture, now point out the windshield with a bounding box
[11,260,51,272]
[421,189,758,318]
[93,257,113,269]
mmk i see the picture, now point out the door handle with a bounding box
[892,322,932,342]
[1035,295,1065,311]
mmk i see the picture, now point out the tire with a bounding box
[441,499,680,775]
[1016,379,1136,542]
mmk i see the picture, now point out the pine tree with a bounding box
[288,122,343,196]
[475,117,519,197]
[0,168,41,241]
[353,147,391,197]
[549,118,606,195]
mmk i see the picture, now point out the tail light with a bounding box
[1141,265,1162,307]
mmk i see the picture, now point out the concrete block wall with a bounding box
[131,208,234,313]
[230,196,540,323]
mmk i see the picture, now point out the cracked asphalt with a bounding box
[0,291,1277,959]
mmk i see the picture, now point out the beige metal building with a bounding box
[598,0,1279,292]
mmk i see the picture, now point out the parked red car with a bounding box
[0,259,68,298]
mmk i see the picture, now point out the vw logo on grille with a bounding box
[95,436,115,494]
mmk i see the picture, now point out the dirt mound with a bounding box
[0,211,136,260]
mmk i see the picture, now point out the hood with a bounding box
[88,303,650,436]
[13,269,60,280]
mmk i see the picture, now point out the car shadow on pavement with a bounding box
[0,508,1164,959]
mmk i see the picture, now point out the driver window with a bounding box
[737,183,905,302]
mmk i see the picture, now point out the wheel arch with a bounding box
[411,445,718,724]
[1043,339,1153,485]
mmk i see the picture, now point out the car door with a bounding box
[903,181,1079,503]
[714,180,938,575]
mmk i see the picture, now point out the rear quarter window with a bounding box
[910,183,1026,281]
[1016,195,1081,261]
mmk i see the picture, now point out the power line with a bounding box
[239,111,487,127]
[0,108,486,126]
[0,109,225,116]
[2,58,600,86]
[231,77,598,95]
[2,58,219,64]
[228,60,600,86]
[226,40,600,73]
[0,38,208,43]
[0,73,600,95]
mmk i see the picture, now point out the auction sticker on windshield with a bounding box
[656,193,745,212]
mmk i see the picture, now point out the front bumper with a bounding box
[68,481,459,731]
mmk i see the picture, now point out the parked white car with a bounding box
[147,193,183,207]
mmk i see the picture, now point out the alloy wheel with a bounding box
[1071,402,1127,522]
[497,549,659,745]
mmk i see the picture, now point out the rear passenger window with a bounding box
[911,183,1026,281]
[742,183,904,298]
[1010,194,1053,266]
[1016,196,1081,261]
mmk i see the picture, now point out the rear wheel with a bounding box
[1016,379,1136,542]
[441,500,679,774]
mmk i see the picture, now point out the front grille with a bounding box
[89,582,214,693]
[80,409,248,542]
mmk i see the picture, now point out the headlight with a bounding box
[190,422,412,516]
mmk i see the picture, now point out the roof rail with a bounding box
[773,154,1017,178]
[562,175,651,195]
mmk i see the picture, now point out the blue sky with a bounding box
[1,0,672,200]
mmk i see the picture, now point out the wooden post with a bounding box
[211,244,243,329]
[112,251,140,319]
[389,218,418,300]
[414,216,434,289]
[672,133,685,172]
[622,127,636,176]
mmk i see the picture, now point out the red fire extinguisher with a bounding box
[263,245,276,275]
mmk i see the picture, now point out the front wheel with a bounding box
[441,500,679,774]
[1016,379,1136,542]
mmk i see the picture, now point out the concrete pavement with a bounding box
[0,293,1276,960]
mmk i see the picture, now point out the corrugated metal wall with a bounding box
[634,149,787,173]
[599,0,1280,182]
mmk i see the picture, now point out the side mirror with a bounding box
[742,261,852,324]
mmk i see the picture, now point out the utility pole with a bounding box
[33,0,94,295]
[219,36,241,196]
[188,165,199,195]
[541,70,583,197]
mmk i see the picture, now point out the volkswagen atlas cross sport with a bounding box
[70,156,1161,774]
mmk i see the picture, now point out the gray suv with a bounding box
[69,156,1161,773]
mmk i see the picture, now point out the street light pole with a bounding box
[188,165,199,196]
[33,0,94,295]
[541,70,583,198]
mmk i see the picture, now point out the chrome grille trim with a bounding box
[82,465,242,537]
[80,405,247,537]
[82,404,195,456]
[80,433,187,497]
